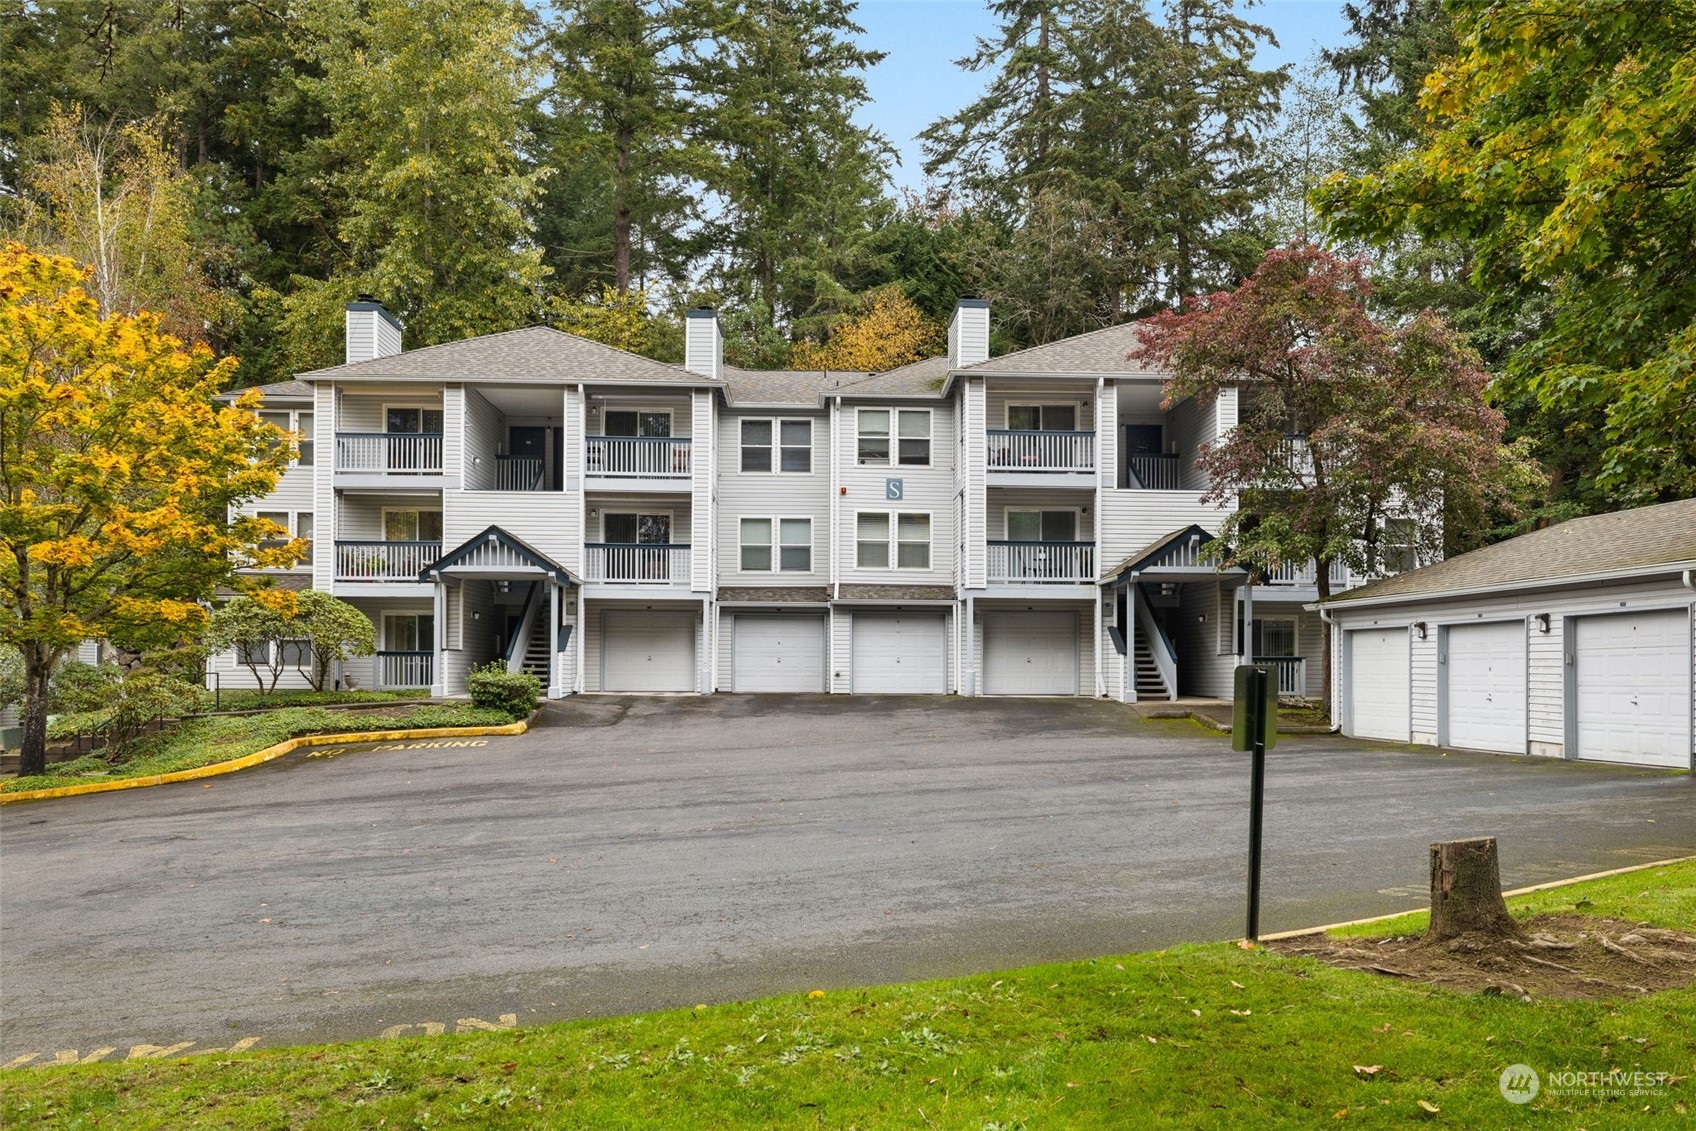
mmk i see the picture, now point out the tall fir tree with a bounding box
[683,0,893,338]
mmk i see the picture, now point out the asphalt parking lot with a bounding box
[3,694,1693,1067]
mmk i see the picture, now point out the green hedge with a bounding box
[467,662,541,720]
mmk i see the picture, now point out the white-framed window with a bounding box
[855,511,931,570]
[1004,508,1078,542]
[384,405,444,434]
[602,511,672,544]
[256,510,313,566]
[856,409,931,466]
[383,509,444,542]
[603,408,672,437]
[237,640,312,666]
[1007,404,1079,431]
[740,517,812,572]
[383,613,434,652]
[259,408,315,465]
[1381,517,1417,574]
[740,418,812,473]
[1257,618,1298,658]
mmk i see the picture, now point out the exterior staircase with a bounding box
[1132,633,1169,699]
[517,615,550,681]
[504,583,551,684]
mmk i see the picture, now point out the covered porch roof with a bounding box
[1100,525,1248,586]
[419,526,578,586]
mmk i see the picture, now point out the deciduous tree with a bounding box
[0,243,299,775]
[790,286,943,372]
[292,591,377,693]
[1133,245,1536,711]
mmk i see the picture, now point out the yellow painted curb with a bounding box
[1258,853,1696,942]
[0,718,530,805]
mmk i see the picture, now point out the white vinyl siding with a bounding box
[716,409,830,587]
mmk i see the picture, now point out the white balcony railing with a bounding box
[335,433,443,474]
[987,541,1095,584]
[584,543,691,584]
[376,651,433,690]
[493,455,544,490]
[586,437,692,478]
[334,541,442,582]
[1259,558,1351,588]
[1256,656,1308,698]
[1126,453,1182,489]
[986,430,1094,472]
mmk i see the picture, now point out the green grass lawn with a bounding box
[4,703,517,793]
[3,863,1691,1128]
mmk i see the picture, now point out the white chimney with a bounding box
[684,308,723,380]
[948,298,990,369]
[345,296,403,365]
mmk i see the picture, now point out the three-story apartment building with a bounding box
[214,298,1402,702]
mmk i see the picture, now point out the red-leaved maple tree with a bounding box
[1132,245,1534,711]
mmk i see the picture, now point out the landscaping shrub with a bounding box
[467,662,540,720]
[48,661,123,713]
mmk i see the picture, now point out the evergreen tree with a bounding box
[684,0,893,336]
[540,0,699,297]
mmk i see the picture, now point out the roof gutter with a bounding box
[1320,561,1696,613]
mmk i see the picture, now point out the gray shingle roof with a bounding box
[1328,498,1696,605]
[722,367,868,407]
[963,320,1161,376]
[220,379,313,403]
[830,355,951,398]
[717,586,831,603]
[299,326,710,385]
[837,584,956,601]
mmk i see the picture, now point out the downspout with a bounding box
[1683,569,1695,592]
[1318,604,1341,732]
[830,395,841,603]
[1093,376,1105,698]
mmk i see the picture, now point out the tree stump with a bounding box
[1425,837,1522,942]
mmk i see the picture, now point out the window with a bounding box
[604,410,671,437]
[386,407,443,434]
[604,512,671,544]
[258,510,290,544]
[295,412,314,465]
[237,641,269,666]
[740,418,812,473]
[1255,619,1298,658]
[238,640,311,666]
[296,512,314,565]
[740,518,812,572]
[279,640,313,667]
[857,409,930,466]
[856,512,930,570]
[1006,509,1077,542]
[1008,404,1077,431]
[1381,518,1417,574]
[384,613,435,652]
[384,510,443,542]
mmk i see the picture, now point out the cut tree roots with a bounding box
[1270,915,1696,1000]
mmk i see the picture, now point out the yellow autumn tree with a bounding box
[0,242,300,775]
[549,285,662,356]
[791,286,944,372]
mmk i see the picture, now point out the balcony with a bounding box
[493,455,544,491]
[1126,453,1182,490]
[584,543,692,584]
[375,651,433,690]
[334,541,442,582]
[1259,559,1350,588]
[335,433,443,475]
[987,430,1094,474]
[987,541,1095,585]
[586,437,692,480]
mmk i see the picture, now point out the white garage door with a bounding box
[603,611,696,692]
[1576,610,1691,768]
[1446,621,1527,753]
[1348,627,1410,741]
[983,612,1078,695]
[851,613,947,694]
[732,615,826,692]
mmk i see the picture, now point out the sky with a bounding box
[853,0,1355,193]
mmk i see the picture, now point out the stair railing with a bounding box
[504,583,543,674]
[1133,585,1179,700]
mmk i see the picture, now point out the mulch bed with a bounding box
[1270,914,1696,1000]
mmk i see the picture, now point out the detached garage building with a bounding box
[1325,498,1695,771]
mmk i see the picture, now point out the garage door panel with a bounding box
[1349,628,1410,742]
[1446,621,1527,754]
[732,615,826,693]
[603,611,695,692]
[1576,611,1689,768]
[852,613,947,694]
[984,612,1078,696]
